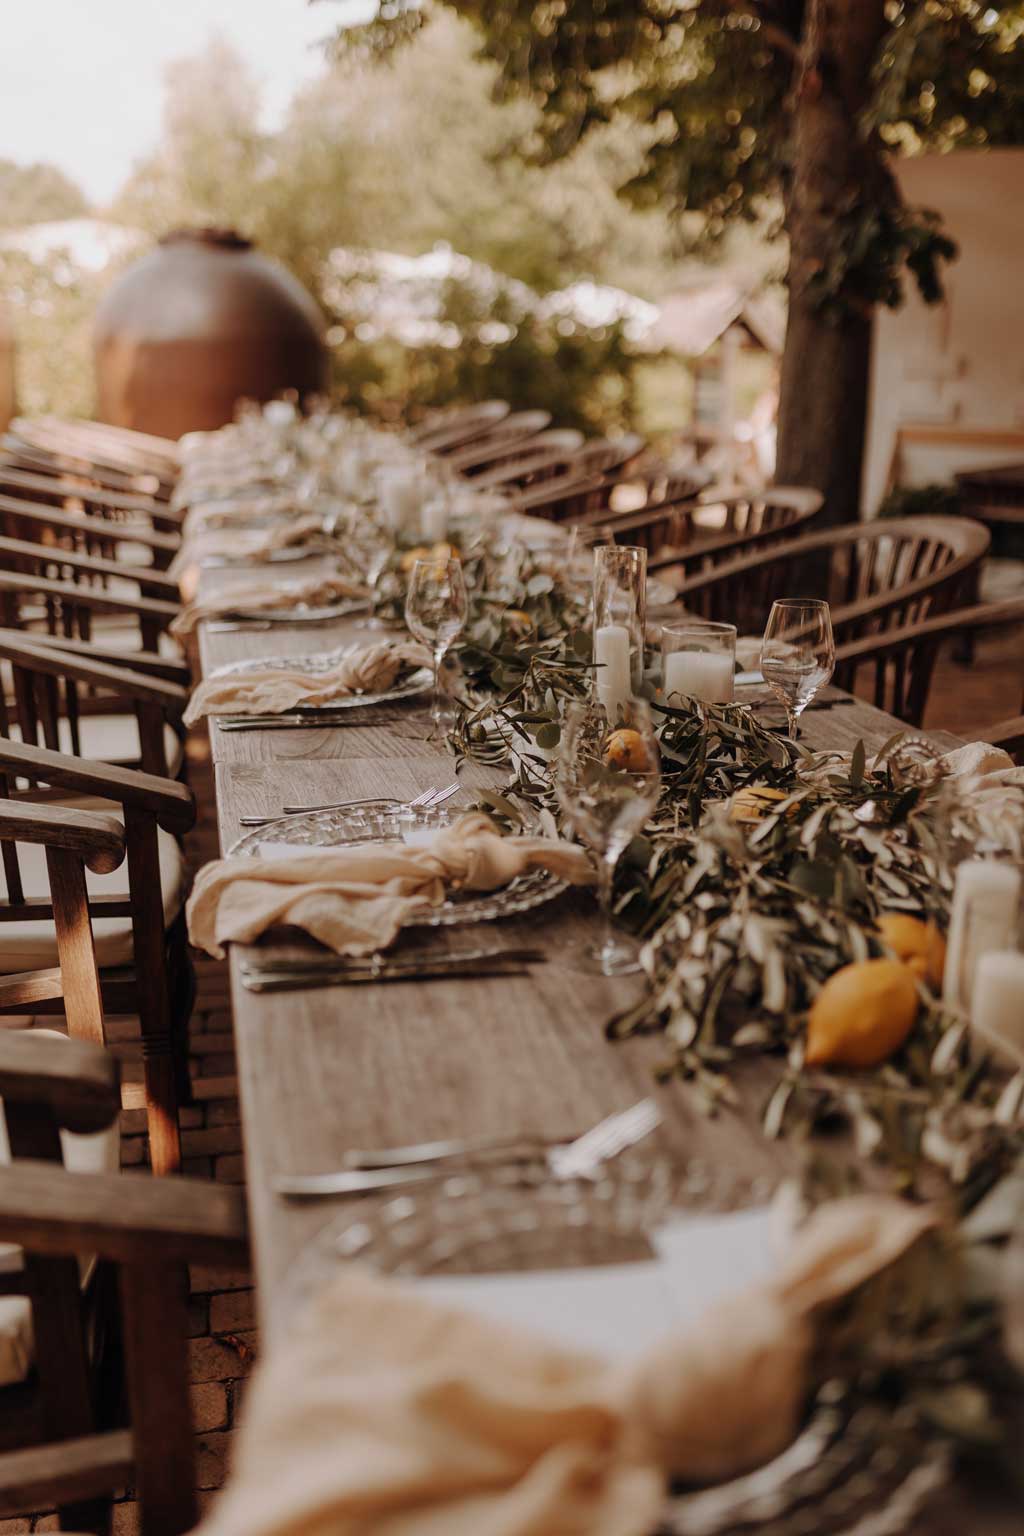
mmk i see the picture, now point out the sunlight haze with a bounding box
[0,0,372,204]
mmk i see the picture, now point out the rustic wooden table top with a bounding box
[194,557,965,1346]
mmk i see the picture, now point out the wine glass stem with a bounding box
[597,848,619,954]
[431,645,447,725]
[787,707,799,741]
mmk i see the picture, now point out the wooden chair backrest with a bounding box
[588,484,824,566]
[0,488,179,570]
[833,596,1024,726]
[446,410,553,474]
[8,418,177,487]
[412,400,510,453]
[470,431,587,491]
[0,567,178,655]
[0,463,184,538]
[1,437,170,503]
[672,515,991,641]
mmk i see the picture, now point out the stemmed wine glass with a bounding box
[760,599,835,740]
[404,556,468,726]
[554,697,661,976]
[353,514,398,631]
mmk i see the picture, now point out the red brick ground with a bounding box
[4,611,1020,1533]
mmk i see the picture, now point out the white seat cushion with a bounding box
[0,814,186,971]
[0,1029,120,1386]
[57,714,184,779]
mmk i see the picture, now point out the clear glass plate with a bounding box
[226,801,570,926]
[282,1176,949,1536]
[227,597,369,623]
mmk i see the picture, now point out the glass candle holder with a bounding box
[662,621,736,705]
[592,545,646,717]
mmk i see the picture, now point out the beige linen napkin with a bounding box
[171,515,328,585]
[171,574,367,638]
[197,1196,936,1536]
[183,639,432,725]
[187,811,596,958]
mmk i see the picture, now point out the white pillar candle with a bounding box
[664,649,735,704]
[420,498,449,542]
[594,624,631,721]
[972,951,1024,1068]
[943,860,1022,1013]
[378,469,421,532]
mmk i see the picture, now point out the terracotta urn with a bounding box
[94,228,328,439]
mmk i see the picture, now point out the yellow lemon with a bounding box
[729,786,792,823]
[430,540,459,561]
[805,958,919,1068]
[604,728,654,773]
[876,913,946,990]
[399,545,431,572]
[503,607,534,637]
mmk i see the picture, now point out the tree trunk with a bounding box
[775,0,890,526]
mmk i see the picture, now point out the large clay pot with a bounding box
[0,298,14,433]
[94,228,328,439]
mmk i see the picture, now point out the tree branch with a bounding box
[709,0,803,61]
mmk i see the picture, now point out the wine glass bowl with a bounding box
[760,598,835,740]
[554,698,661,976]
[404,556,469,725]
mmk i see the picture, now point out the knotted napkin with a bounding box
[187,811,595,958]
[171,515,329,587]
[196,1196,936,1536]
[171,573,367,638]
[183,639,432,725]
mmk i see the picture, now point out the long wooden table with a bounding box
[195,562,962,1338]
[191,560,1024,1533]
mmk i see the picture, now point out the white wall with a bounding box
[863,148,1024,513]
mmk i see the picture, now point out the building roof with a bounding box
[650,277,786,357]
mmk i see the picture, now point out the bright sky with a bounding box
[0,0,374,206]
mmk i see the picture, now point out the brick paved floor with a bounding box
[4,600,1020,1533]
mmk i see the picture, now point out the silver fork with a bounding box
[280,781,461,817]
[273,1099,662,1198]
[237,782,460,829]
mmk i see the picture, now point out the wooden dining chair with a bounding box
[0,487,180,573]
[411,399,511,454]
[587,485,824,568]
[5,419,178,499]
[833,596,1024,727]
[0,726,195,1177]
[670,515,991,643]
[444,410,553,476]
[0,799,245,1533]
[0,565,180,662]
[469,430,588,493]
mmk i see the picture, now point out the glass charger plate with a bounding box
[201,544,318,568]
[281,1178,949,1536]
[226,597,369,623]
[226,801,569,926]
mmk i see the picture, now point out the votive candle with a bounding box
[972,950,1024,1068]
[942,859,1022,1013]
[664,649,735,704]
[594,623,631,721]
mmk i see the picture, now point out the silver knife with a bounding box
[242,965,531,993]
[240,946,544,977]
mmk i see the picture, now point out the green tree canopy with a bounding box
[0,159,89,228]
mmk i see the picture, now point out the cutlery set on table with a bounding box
[273,1099,663,1199]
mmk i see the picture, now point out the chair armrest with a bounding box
[0,1032,121,1134]
[0,568,179,627]
[0,1430,135,1517]
[0,1161,249,1265]
[0,534,180,601]
[0,633,189,713]
[0,628,190,685]
[981,714,1024,758]
[834,599,1024,664]
[0,738,195,833]
[0,798,125,872]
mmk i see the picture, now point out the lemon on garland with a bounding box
[876,913,946,990]
[399,545,431,572]
[604,728,655,772]
[729,786,793,823]
[502,607,534,638]
[805,958,919,1068]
